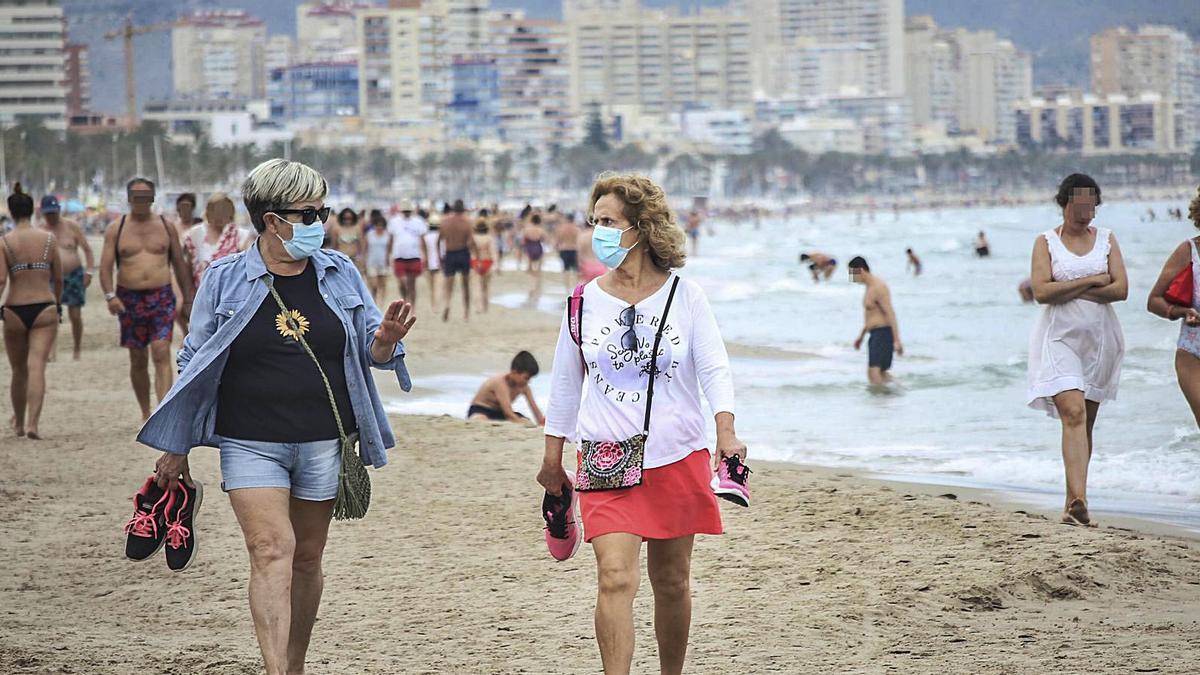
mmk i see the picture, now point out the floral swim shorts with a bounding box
[116,285,176,349]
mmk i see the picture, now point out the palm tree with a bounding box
[492,150,514,195]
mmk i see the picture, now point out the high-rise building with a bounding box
[0,0,67,128]
[448,58,500,142]
[357,1,451,125]
[1091,26,1197,149]
[264,35,295,86]
[904,17,1031,145]
[269,60,359,121]
[445,0,490,59]
[489,11,571,149]
[564,0,753,118]
[955,29,1031,145]
[903,16,957,131]
[64,42,90,117]
[297,1,371,55]
[172,12,268,100]
[737,0,904,99]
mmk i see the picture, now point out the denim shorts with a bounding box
[219,438,341,501]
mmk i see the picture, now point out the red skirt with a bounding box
[577,449,724,542]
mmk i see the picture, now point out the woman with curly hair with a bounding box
[537,174,749,675]
[1147,187,1200,426]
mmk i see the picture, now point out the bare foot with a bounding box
[442,307,450,323]
[10,416,24,437]
[73,350,81,361]
[1067,499,1095,527]
[26,431,40,440]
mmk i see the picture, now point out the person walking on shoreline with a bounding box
[140,159,415,675]
[1146,186,1200,426]
[42,195,93,360]
[1,185,62,439]
[1026,174,1127,527]
[538,174,747,675]
[99,178,193,422]
[438,200,479,322]
[850,256,903,386]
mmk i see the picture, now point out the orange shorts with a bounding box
[577,449,723,542]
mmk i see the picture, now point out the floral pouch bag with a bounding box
[566,277,680,491]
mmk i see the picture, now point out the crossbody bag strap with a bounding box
[642,276,680,435]
[264,278,349,444]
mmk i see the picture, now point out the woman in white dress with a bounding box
[1026,174,1128,527]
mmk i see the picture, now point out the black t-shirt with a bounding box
[216,262,357,442]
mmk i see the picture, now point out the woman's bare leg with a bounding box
[1176,350,1200,427]
[592,533,642,675]
[229,488,296,675]
[3,309,30,436]
[22,307,58,438]
[286,497,334,675]
[647,535,695,675]
[1053,389,1091,523]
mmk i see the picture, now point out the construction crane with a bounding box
[104,15,177,124]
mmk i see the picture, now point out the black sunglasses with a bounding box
[273,207,331,226]
[619,305,638,351]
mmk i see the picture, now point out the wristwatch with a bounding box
[104,291,117,302]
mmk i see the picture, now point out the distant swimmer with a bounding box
[800,252,837,282]
[467,351,545,426]
[905,248,922,277]
[850,256,903,386]
[974,231,990,258]
[1018,277,1034,303]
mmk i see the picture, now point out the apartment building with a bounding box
[0,0,67,128]
[172,11,267,100]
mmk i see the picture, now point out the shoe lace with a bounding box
[724,456,751,487]
[124,511,158,538]
[165,521,191,550]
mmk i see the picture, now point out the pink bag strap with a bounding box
[567,283,585,348]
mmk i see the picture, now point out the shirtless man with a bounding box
[905,248,922,277]
[438,199,480,322]
[522,214,548,304]
[555,211,580,288]
[41,195,93,359]
[99,178,193,421]
[799,252,837,282]
[850,256,903,386]
[466,351,545,426]
[974,231,990,258]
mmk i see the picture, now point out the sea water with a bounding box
[392,200,1200,529]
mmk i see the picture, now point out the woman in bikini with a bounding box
[522,213,547,305]
[1147,185,1200,426]
[471,215,496,312]
[0,184,63,439]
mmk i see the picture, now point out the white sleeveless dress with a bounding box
[1026,227,1125,418]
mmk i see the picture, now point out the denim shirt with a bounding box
[136,242,412,468]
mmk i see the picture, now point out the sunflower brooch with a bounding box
[275,309,310,340]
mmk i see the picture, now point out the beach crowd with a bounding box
[1,160,1198,674]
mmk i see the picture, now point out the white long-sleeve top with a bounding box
[545,273,735,469]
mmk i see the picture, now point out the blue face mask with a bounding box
[274,216,325,260]
[592,224,638,269]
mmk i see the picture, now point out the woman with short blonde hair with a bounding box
[539,173,749,675]
[140,159,417,675]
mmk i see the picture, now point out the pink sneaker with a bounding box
[542,471,582,561]
[712,455,751,507]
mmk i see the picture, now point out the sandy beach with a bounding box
[3,269,1200,674]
